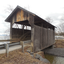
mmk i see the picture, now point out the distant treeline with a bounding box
[55,32,64,36]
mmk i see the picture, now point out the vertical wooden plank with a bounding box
[53,28,55,44]
[10,21,12,43]
[16,10,24,22]
[41,23,43,49]
[12,14,16,24]
[48,29,54,46]
[42,28,45,47]
[42,28,47,49]
[41,27,43,49]
[50,29,52,45]
[31,26,34,52]
[41,28,43,48]
[28,14,34,26]
[49,29,51,45]
[34,25,41,52]
[51,29,53,44]
[47,29,51,46]
[47,27,48,47]
[40,27,43,49]
[24,11,28,20]
[50,29,54,45]
[45,28,47,47]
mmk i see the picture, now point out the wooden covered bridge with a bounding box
[5,6,55,52]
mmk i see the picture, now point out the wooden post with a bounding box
[20,41,24,52]
[53,27,55,43]
[6,43,9,57]
[31,26,34,52]
[28,14,34,52]
[10,21,12,43]
[22,25,24,34]
[26,26,27,29]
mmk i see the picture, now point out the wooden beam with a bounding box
[26,26,27,29]
[22,25,24,34]
[10,21,12,41]
[31,26,34,52]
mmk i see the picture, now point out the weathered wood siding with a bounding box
[34,25,41,52]
[47,29,54,46]
[41,28,47,49]
[12,10,35,24]
[34,25,54,52]
[28,14,34,25]
[16,10,24,22]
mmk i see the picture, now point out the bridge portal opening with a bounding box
[11,20,31,42]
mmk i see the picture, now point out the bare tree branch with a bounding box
[5,5,14,13]
[45,17,53,23]
[4,5,14,34]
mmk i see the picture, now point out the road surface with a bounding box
[0,45,21,54]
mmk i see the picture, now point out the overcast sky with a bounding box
[0,0,64,34]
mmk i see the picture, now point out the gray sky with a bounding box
[0,0,64,34]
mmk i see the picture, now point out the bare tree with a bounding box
[45,17,53,23]
[4,5,14,34]
[5,5,14,13]
[57,16,64,33]
[59,23,64,32]
[55,22,64,36]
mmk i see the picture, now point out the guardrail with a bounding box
[0,40,32,57]
[0,42,20,49]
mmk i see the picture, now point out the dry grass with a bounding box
[55,40,64,48]
[0,46,50,64]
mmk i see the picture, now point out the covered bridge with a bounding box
[5,6,55,52]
